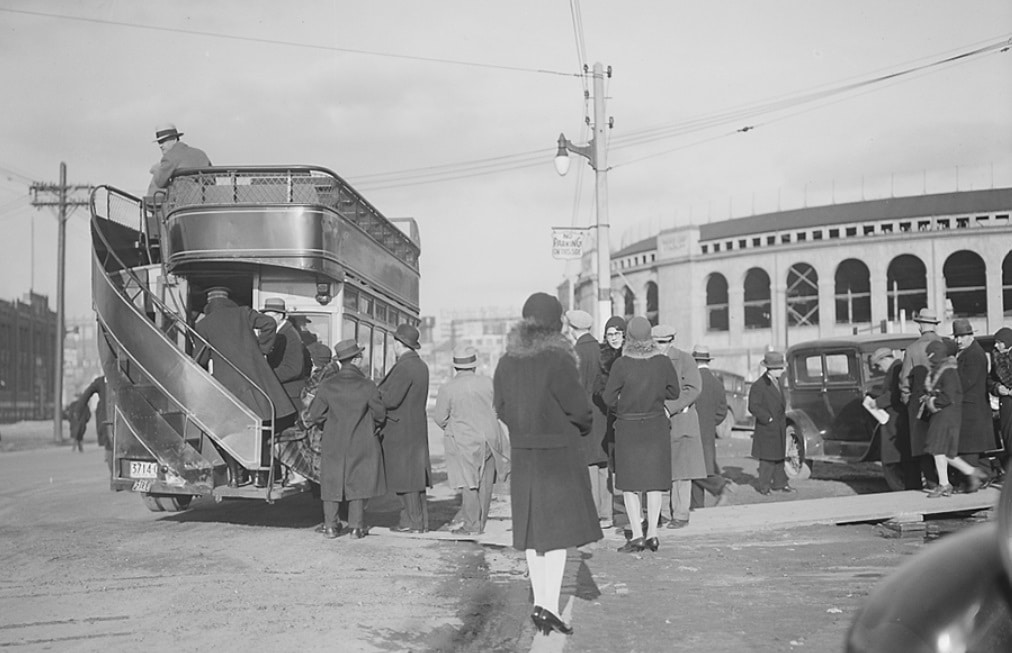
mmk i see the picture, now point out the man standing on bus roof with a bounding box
[261,297,309,430]
[146,123,211,198]
[379,323,432,533]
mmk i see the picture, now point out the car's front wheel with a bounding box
[785,423,811,480]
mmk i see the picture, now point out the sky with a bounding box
[1,1,1010,322]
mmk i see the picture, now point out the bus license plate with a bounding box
[129,461,158,479]
[132,479,153,493]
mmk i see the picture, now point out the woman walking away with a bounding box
[921,338,989,498]
[493,292,602,637]
[602,316,680,553]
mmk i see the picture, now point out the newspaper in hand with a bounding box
[862,395,889,425]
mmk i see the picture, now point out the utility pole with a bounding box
[555,62,613,329]
[30,163,91,443]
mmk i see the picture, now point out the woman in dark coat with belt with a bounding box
[306,340,387,538]
[493,292,602,637]
[921,338,988,498]
[601,316,680,553]
[747,351,792,495]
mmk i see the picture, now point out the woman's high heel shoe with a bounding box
[539,608,574,635]
[617,537,645,553]
[531,606,550,635]
[644,536,659,552]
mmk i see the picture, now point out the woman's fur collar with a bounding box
[926,356,958,392]
[622,338,663,359]
[506,320,578,363]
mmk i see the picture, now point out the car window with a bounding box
[794,353,823,386]
[825,352,858,384]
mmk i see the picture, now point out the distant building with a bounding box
[0,292,57,422]
[64,316,103,404]
[565,187,1012,379]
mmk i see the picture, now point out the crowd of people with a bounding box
[869,308,1006,497]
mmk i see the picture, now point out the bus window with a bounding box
[343,288,358,312]
[342,315,358,341]
[291,312,331,348]
[385,331,396,372]
[372,327,386,378]
[359,323,374,378]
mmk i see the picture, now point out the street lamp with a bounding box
[554,62,611,330]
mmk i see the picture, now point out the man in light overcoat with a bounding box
[652,325,706,529]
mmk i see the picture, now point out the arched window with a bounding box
[1004,252,1012,316]
[787,262,819,326]
[886,255,927,321]
[645,281,659,326]
[835,259,871,324]
[623,286,635,320]
[944,250,986,318]
[706,273,729,332]
[744,267,771,330]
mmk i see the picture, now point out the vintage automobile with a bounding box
[710,368,755,438]
[845,465,1012,651]
[783,333,918,483]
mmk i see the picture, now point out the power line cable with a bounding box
[0,7,579,78]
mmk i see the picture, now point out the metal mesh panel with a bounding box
[164,168,419,269]
[92,186,143,230]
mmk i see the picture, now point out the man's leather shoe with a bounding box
[451,526,483,536]
[773,485,797,493]
[322,526,344,539]
[349,527,368,539]
[253,471,269,488]
[665,519,689,529]
[391,525,424,534]
[314,522,327,533]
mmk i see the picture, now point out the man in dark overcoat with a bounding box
[867,347,920,490]
[952,318,995,488]
[987,327,1012,475]
[194,286,296,487]
[690,346,733,508]
[565,309,611,526]
[262,297,309,427]
[899,308,942,486]
[748,350,794,495]
[379,323,431,533]
[306,339,386,539]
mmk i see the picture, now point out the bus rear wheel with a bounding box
[142,493,193,512]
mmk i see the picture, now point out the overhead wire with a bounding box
[0,6,578,78]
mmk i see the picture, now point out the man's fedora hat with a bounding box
[452,345,479,369]
[691,345,713,362]
[952,318,974,337]
[333,339,364,362]
[261,298,287,314]
[154,123,183,143]
[394,323,421,350]
[913,308,940,324]
[762,350,785,369]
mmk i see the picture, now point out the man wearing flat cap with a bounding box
[866,347,919,490]
[565,309,612,526]
[952,319,995,488]
[899,308,942,486]
[652,325,705,528]
[379,323,432,533]
[433,346,509,535]
[194,286,296,487]
[147,123,211,198]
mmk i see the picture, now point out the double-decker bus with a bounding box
[90,166,420,510]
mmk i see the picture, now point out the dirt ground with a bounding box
[0,421,987,652]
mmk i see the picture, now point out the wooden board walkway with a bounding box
[382,487,1001,547]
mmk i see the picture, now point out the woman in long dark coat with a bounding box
[306,340,387,538]
[922,338,988,498]
[493,292,602,637]
[594,316,626,468]
[601,316,680,553]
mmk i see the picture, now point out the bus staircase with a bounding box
[91,186,306,509]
